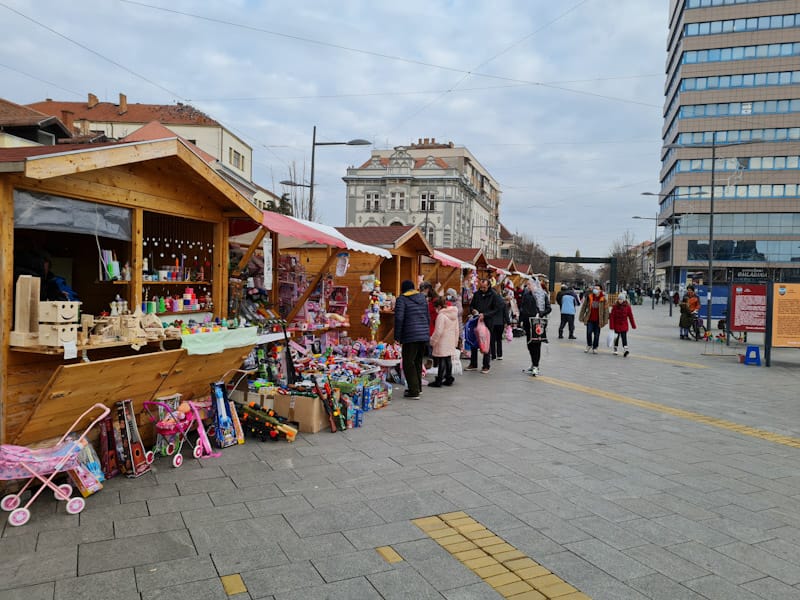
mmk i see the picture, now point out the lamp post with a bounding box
[281,126,370,220]
[632,214,659,309]
[664,138,758,331]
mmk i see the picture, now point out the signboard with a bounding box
[770,283,800,348]
[694,284,728,320]
[728,283,766,332]
[733,267,768,282]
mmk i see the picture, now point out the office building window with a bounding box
[420,192,436,212]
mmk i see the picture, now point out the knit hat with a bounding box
[618,291,627,302]
[400,280,415,293]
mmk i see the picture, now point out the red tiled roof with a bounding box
[499,223,513,240]
[0,142,121,163]
[488,258,514,270]
[335,225,414,246]
[515,263,531,274]
[0,98,58,127]
[437,247,484,263]
[122,121,217,163]
[27,99,220,126]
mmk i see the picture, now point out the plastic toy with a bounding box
[142,398,220,467]
[0,403,110,527]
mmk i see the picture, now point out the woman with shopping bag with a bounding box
[519,278,551,377]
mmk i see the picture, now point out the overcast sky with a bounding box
[1,0,667,257]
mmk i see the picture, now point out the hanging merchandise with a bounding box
[360,273,376,292]
[263,234,273,290]
[335,252,350,277]
[362,279,382,341]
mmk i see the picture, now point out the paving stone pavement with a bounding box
[2,303,800,599]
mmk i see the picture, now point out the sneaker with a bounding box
[558,335,564,339]
[584,346,591,353]
[568,336,577,339]
[522,367,533,374]
[496,356,503,360]
[443,378,454,386]
[592,349,598,354]
[532,366,539,376]
[403,390,420,399]
[613,348,618,355]
[624,349,630,357]
[428,381,442,388]
[465,366,478,371]
[480,368,490,374]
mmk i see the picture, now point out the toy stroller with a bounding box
[0,403,110,527]
[142,398,219,468]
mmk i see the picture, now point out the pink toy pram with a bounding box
[142,399,219,468]
[0,403,110,527]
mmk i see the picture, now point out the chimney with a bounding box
[423,138,429,144]
[431,138,436,144]
[418,138,422,145]
[87,93,99,108]
[60,110,74,132]
[118,93,127,115]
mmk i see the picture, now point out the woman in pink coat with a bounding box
[608,291,637,357]
[429,296,460,387]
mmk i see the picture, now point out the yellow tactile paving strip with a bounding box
[413,513,591,599]
[572,345,708,369]
[220,573,247,595]
[539,377,800,449]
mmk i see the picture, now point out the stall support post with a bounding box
[212,222,227,318]
[233,228,267,277]
[285,250,339,324]
[271,234,279,308]
[0,179,14,444]
[132,208,143,310]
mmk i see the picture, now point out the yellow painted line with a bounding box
[412,515,592,599]
[538,376,800,449]
[220,574,247,596]
[376,546,404,563]
[572,345,707,369]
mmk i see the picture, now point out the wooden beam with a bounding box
[440,267,460,293]
[232,228,267,277]
[285,251,338,323]
[0,179,14,444]
[212,221,228,319]
[131,208,143,310]
[270,234,279,308]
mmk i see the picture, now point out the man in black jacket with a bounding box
[467,278,502,373]
[394,280,430,399]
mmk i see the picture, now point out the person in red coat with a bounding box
[609,291,637,357]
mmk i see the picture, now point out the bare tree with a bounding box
[600,231,638,289]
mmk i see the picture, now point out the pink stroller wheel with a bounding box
[145,451,155,464]
[8,507,30,527]
[65,496,85,515]
[55,483,72,501]
[192,445,203,459]
[172,453,183,468]
[166,442,176,455]
[1,494,20,511]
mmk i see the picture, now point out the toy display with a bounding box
[0,403,109,527]
[236,402,298,442]
[114,399,150,478]
[142,396,220,467]
[210,381,239,448]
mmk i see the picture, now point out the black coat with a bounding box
[470,289,504,327]
[394,291,431,344]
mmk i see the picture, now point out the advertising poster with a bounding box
[729,283,766,332]
[694,284,728,320]
[770,283,800,348]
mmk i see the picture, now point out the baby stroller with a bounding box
[142,398,219,468]
[0,403,110,527]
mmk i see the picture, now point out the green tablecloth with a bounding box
[180,326,259,355]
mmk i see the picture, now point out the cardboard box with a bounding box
[274,393,328,433]
[38,323,78,347]
[39,301,81,323]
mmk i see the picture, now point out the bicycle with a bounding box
[689,311,707,341]
[717,310,747,343]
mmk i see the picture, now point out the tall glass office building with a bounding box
[659,0,800,289]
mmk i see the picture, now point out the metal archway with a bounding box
[549,256,618,293]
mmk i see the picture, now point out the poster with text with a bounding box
[771,283,800,348]
[729,283,766,332]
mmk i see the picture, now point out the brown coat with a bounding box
[578,292,609,328]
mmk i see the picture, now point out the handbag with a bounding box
[528,317,548,344]
[451,349,463,376]
[475,319,490,354]
[504,324,513,342]
[606,329,615,348]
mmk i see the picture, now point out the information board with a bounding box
[728,283,766,333]
[770,283,800,348]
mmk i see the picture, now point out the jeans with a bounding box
[402,341,426,395]
[586,321,601,349]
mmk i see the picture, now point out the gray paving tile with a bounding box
[0,508,79,539]
[114,512,185,538]
[517,510,591,545]
[741,576,800,600]
[147,492,213,515]
[78,500,149,523]
[240,560,324,598]
[500,525,566,557]
[176,476,237,496]
[393,539,480,591]
[273,576,382,600]
[278,531,356,560]
[667,541,764,584]
[0,546,77,590]
[716,541,800,584]
[180,502,251,528]
[367,490,457,522]
[54,568,138,600]
[274,476,337,495]
[0,582,54,600]
[134,556,217,593]
[0,531,37,554]
[189,514,294,554]
[571,515,650,549]
[209,482,284,506]
[367,564,444,599]
[441,582,502,599]
[283,501,384,537]
[78,530,196,575]
[565,538,655,581]
[628,573,707,600]
[301,485,365,508]
[312,549,394,582]
[152,465,226,485]
[246,494,313,517]
[211,542,289,574]
[652,514,737,547]
[342,520,430,550]
[141,576,227,600]
[120,482,179,504]
[465,505,526,532]
[684,574,766,600]
[622,543,710,582]
[37,520,114,548]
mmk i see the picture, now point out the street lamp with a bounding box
[632,214,660,309]
[664,138,759,331]
[281,126,370,220]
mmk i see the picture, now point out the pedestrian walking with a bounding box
[428,296,459,387]
[579,283,609,354]
[394,280,430,399]
[556,284,579,339]
[520,278,551,376]
[467,278,502,373]
[609,291,637,356]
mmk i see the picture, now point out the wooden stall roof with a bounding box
[336,225,433,257]
[515,263,533,276]
[487,257,516,275]
[437,247,488,270]
[0,138,261,222]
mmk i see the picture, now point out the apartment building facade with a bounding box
[659,0,800,288]
[343,138,502,257]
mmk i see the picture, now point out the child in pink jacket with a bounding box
[429,296,459,387]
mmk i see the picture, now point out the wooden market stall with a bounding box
[437,247,488,306]
[420,249,471,296]
[0,139,263,445]
[335,226,433,341]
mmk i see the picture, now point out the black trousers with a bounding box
[469,346,491,369]
[522,317,543,367]
[491,324,503,359]
[558,314,575,337]
[613,331,628,347]
[434,355,453,384]
[402,341,426,395]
